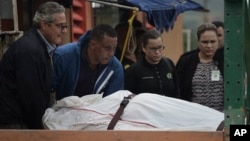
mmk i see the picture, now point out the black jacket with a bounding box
[0,28,52,129]
[176,48,224,101]
[125,57,179,98]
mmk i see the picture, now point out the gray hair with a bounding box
[33,2,65,28]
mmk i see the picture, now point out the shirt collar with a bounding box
[37,29,56,55]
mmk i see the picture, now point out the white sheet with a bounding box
[43,90,224,131]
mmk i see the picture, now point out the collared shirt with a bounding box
[37,29,56,55]
[37,29,56,94]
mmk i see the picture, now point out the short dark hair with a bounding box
[90,24,117,42]
[212,21,224,29]
[33,2,65,28]
[141,29,161,47]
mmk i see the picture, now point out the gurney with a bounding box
[43,90,223,131]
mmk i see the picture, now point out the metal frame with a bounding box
[224,0,250,139]
[0,0,23,59]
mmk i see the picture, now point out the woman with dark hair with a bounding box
[125,29,179,98]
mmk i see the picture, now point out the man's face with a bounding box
[41,12,67,45]
[93,34,118,65]
[217,26,224,48]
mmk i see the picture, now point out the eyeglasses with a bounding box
[53,23,68,30]
[147,45,165,52]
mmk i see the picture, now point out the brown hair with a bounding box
[197,23,217,40]
[141,29,162,48]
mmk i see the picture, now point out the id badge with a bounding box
[211,70,220,81]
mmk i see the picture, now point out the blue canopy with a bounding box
[126,0,204,31]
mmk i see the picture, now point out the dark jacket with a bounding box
[0,28,52,129]
[176,49,224,101]
[125,57,179,98]
[53,30,124,100]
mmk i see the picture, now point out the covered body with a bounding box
[43,90,223,131]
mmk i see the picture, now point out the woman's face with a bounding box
[142,37,164,64]
[198,30,218,57]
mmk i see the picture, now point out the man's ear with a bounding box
[89,40,96,49]
[40,20,48,30]
[142,44,146,53]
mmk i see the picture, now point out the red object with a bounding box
[72,0,87,41]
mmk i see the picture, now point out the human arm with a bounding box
[124,64,137,94]
[16,51,49,129]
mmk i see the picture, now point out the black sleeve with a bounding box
[124,66,137,94]
[176,55,190,101]
[169,59,180,98]
[16,52,47,129]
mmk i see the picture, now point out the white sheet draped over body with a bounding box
[43,90,224,131]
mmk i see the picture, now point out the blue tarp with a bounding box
[126,0,204,32]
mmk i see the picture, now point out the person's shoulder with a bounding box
[109,56,123,68]
[125,60,143,71]
[55,42,78,53]
[161,57,175,70]
[178,49,199,61]
[213,47,224,61]
[176,49,199,67]
[162,57,174,63]
[215,47,223,56]
[13,28,38,43]
[8,29,43,52]
[181,49,199,57]
[216,47,223,53]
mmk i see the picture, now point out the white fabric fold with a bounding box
[43,90,223,131]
